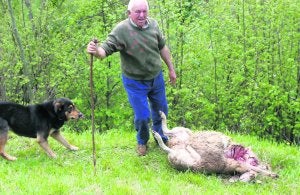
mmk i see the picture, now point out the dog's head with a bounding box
[53,98,84,120]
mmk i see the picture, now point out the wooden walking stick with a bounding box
[89,38,98,175]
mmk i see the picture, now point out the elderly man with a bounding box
[86,0,176,156]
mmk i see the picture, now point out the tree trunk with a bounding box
[207,2,219,129]
[7,0,33,103]
[0,76,6,100]
[297,39,300,98]
[24,0,37,38]
[242,0,248,78]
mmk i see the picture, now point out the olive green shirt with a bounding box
[101,18,166,80]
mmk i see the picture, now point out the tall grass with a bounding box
[0,128,299,194]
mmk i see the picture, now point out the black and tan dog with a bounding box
[0,98,83,161]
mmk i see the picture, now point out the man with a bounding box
[86,0,176,156]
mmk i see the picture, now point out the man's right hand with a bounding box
[86,40,106,59]
[87,41,98,55]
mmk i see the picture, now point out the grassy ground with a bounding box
[0,128,299,194]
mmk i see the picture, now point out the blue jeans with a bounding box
[122,71,169,145]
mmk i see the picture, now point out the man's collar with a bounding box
[129,18,150,29]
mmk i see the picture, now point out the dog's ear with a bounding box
[53,101,63,113]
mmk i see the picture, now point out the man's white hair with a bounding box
[127,0,149,11]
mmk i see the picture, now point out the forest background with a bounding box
[0,0,299,144]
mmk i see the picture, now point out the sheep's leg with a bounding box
[168,148,202,170]
[246,164,278,178]
[153,131,173,153]
[159,111,172,134]
[186,145,201,162]
[224,158,278,179]
[239,171,257,182]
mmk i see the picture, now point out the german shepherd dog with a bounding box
[0,98,83,161]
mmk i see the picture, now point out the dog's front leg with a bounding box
[0,131,17,161]
[50,130,79,151]
[37,134,57,158]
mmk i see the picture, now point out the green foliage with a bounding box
[0,0,299,143]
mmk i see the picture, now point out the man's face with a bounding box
[128,2,148,28]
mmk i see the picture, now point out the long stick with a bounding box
[89,39,98,175]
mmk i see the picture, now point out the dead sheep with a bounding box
[153,111,278,182]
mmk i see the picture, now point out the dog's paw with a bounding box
[47,152,57,158]
[8,156,17,161]
[1,153,17,161]
[69,145,79,151]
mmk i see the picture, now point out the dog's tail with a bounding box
[159,111,172,134]
[153,131,173,153]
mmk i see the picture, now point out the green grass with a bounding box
[0,128,299,194]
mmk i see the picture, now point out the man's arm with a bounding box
[160,45,176,85]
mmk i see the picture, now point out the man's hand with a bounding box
[169,69,177,86]
[86,40,106,59]
[87,41,98,56]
